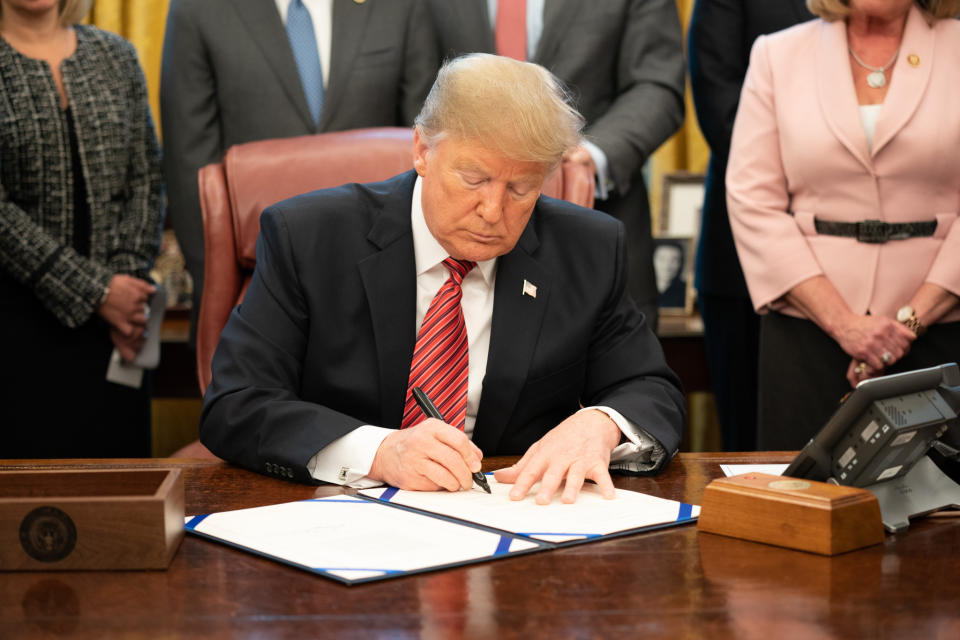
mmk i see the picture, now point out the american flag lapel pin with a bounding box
[522,279,537,298]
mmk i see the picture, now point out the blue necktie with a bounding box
[286,0,324,125]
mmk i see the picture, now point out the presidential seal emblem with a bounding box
[19,506,77,562]
[768,479,812,492]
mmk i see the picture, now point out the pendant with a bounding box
[867,71,886,89]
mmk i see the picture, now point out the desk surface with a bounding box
[2,453,958,639]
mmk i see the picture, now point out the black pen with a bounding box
[411,386,491,494]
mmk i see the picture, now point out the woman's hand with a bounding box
[98,274,155,339]
[835,313,915,372]
[845,283,959,387]
[786,275,915,373]
[110,327,146,362]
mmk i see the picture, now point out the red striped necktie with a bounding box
[401,258,476,431]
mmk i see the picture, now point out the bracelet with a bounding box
[99,285,111,307]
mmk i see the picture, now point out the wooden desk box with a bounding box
[697,472,884,555]
[0,468,184,570]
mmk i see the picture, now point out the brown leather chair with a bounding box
[173,127,566,458]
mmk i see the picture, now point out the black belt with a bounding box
[813,218,937,243]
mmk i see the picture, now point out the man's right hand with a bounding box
[98,274,155,338]
[368,419,483,491]
[560,145,597,209]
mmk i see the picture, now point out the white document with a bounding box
[185,495,541,584]
[720,464,789,478]
[361,475,699,544]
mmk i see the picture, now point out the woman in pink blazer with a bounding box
[727,0,960,449]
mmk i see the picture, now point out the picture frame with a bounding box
[653,236,695,316]
[659,172,705,238]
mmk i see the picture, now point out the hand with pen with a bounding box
[368,418,485,492]
[368,386,489,493]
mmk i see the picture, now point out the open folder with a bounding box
[185,475,699,585]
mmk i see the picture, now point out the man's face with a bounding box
[413,130,549,263]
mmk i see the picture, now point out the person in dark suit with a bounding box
[688,0,813,451]
[160,0,439,336]
[425,0,685,327]
[201,54,685,503]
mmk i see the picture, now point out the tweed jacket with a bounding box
[0,25,163,328]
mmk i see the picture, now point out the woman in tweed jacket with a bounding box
[1,0,163,457]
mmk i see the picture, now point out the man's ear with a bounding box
[413,129,429,177]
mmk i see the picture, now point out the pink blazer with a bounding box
[727,5,960,323]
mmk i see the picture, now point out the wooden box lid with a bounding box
[0,468,184,570]
[697,472,884,556]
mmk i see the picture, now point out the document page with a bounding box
[720,464,789,477]
[186,495,542,584]
[361,475,699,544]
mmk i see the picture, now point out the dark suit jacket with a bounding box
[425,0,685,315]
[200,171,685,483]
[689,0,813,297]
[160,0,439,309]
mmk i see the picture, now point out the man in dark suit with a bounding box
[688,0,813,451]
[160,0,439,334]
[201,54,685,503]
[425,0,685,327]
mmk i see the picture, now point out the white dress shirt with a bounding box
[309,177,656,486]
[275,0,332,87]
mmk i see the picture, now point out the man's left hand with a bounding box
[493,409,621,504]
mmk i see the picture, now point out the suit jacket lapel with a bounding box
[357,171,419,429]
[321,0,372,131]
[533,0,579,64]
[472,208,550,453]
[816,18,873,173]
[871,5,934,157]
[232,0,316,131]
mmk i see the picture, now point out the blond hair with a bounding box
[415,53,584,168]
[0,0,93,26]
[807,0,960,21]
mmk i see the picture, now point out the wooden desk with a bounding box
[3,454,959,638]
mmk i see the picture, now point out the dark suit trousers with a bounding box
[595,186,658,329]
[700,292,760,452]
[0,278,151,458]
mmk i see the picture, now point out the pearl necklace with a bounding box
[849,46,900,89]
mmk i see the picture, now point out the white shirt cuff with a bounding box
[307,425,393,488]
[578,405,655,462]
[581,140,615,201]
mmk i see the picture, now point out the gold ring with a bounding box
[855,362,868,375]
